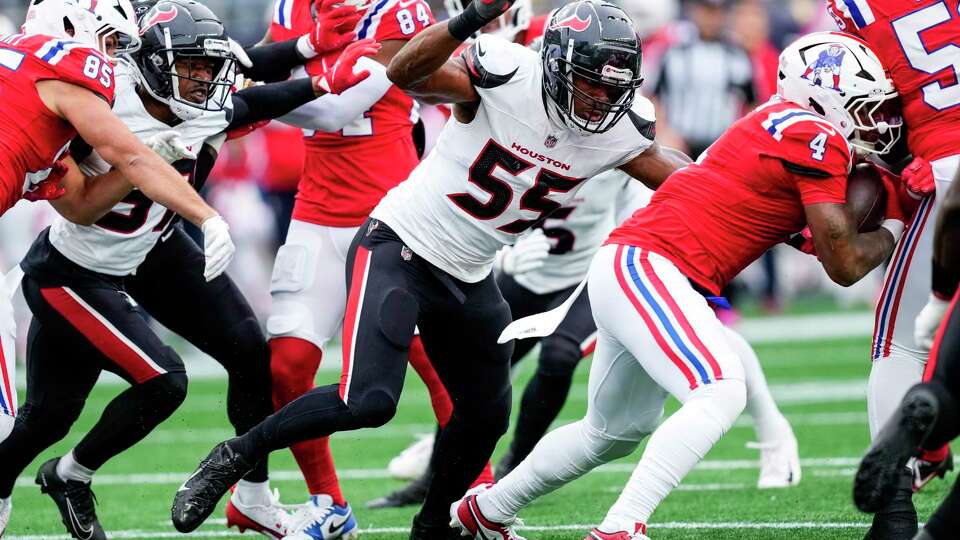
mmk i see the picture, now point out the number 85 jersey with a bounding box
[371,34,656,283]
[827,0,960,161]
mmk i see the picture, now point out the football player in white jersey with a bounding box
[0,2,378,538]
[173,1,691,537]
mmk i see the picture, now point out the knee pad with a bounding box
[377,288,418,349]
[538,336,583,378]
[144,372,189,412]
[347,387,399,428]
[689,379,746,431]
[580,421,640,464]
[270,244,312,294]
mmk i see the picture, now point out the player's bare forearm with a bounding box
[806,202,895,286]
[386,22,478,104]
[618,142,690,190]
[932,174,960,297]
[50,157,134,225]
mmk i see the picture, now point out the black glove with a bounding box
[447,0,516,41]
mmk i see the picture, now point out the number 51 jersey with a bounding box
[827,0,960,161]
[371,34,656,283]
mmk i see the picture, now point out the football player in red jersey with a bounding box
[244,0,435,536]
[454,31,906,540]
[854,174,960,539]
[826,0,959,535]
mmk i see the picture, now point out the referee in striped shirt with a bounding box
[652,0,756,160]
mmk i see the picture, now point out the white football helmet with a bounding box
[778,31,901,155]
[445,0,532,42]
[22,0,140,60]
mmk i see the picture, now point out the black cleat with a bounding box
[171,441,252,533]
[862,469,918,540]
[35,457,106,540]
[367,472,430,509]
[409,513,462,540]
[854,386,939,513]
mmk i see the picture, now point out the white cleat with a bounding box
[450,484,525,540]
[388,433,434,480]
[284,495,359,540]
[749,426,801,489]
[226,487,294,539]
[0,497,10,537]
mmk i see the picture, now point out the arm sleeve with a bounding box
[228,78,317,130]
[240,39,305,83]
[277,58,393,132]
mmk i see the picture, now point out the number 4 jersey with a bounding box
[0,33,115,214]
[48,63,229,276]
[827,0,960,161]
[371,34,656,283]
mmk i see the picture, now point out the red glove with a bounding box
[308,0,364,55]
[901,157,936,199]
[24,160,68,202]
[880,169,908,225]
[312,38,380,95]
[795,227,817,257]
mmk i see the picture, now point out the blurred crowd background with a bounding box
[0,0,884,359]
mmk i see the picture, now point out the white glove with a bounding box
[144,131,196,163]
[201,215,235,282]
[499,228,552,276]
[229,38,253,69]
[915,293,951,352]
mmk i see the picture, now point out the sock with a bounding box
[56,450,94,484]
[724,328,787,442]
[471,462,494,487]
[235,479,273,506]
[408,336,453,426]
[311,493,334,507]
[478,420,638,523]
[868,352,926,439]
[603,379,745,527]
[921,446,950,463]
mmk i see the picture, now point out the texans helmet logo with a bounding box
[140,4,179,34]
[549,13,592,32]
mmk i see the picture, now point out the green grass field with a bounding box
[6,334,956,539]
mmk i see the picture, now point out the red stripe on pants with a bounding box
[0,340,13,416]
[40,287,162,384]
[341,246,371,402]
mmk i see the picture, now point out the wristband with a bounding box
[447,3,488,41]
[880,219,905,244]
[297,34,318,59]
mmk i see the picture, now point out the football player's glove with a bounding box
[915,293,951,352]
[201,215,235,282]
[902,157,936,200]
[448,0,519,41]
[313,39,380,95]
[144,130,197,163]
[301,0,364,57]
[499,228,551,276]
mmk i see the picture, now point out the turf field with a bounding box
[7,331,956,539]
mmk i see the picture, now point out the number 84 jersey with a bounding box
[827,0,960,161]
[370,34,656,283]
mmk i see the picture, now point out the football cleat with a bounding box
[911,450,953,492]
[585,527,651,540]
[388,433,434,480]
[35,457,106,540]
[226,486,293,538]
[861,468,918,540]
[409,512,464,540]
[284,496,359,540]
[0,497,10,537]
[854,386,938,513]
[366,472,430,509]
[449,484,525,540]
[748,425,802,489]
[172,441,254,533]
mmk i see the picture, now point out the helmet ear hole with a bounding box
[63,17,75,36]
[808,98,825,116]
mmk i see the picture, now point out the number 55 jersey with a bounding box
[827,0,960,161]
[370,34,657,283]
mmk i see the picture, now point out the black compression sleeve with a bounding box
[240,39,307,83]
[227,79,316,130]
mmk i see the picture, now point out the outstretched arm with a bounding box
[49,156,135,225]
[386,22,478,105]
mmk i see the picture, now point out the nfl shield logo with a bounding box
[544,135,558,148]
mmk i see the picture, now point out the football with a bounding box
[846,163,887,232]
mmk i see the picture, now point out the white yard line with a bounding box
[7,521,877,539]
[13,457,863,488]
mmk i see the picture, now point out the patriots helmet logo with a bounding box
[801,44,846,93]
[140,4,178,34]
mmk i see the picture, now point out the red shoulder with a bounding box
[359,0,434,41]
[23,36,115,103]
[270,0,315,41]
[755,103,851,177]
